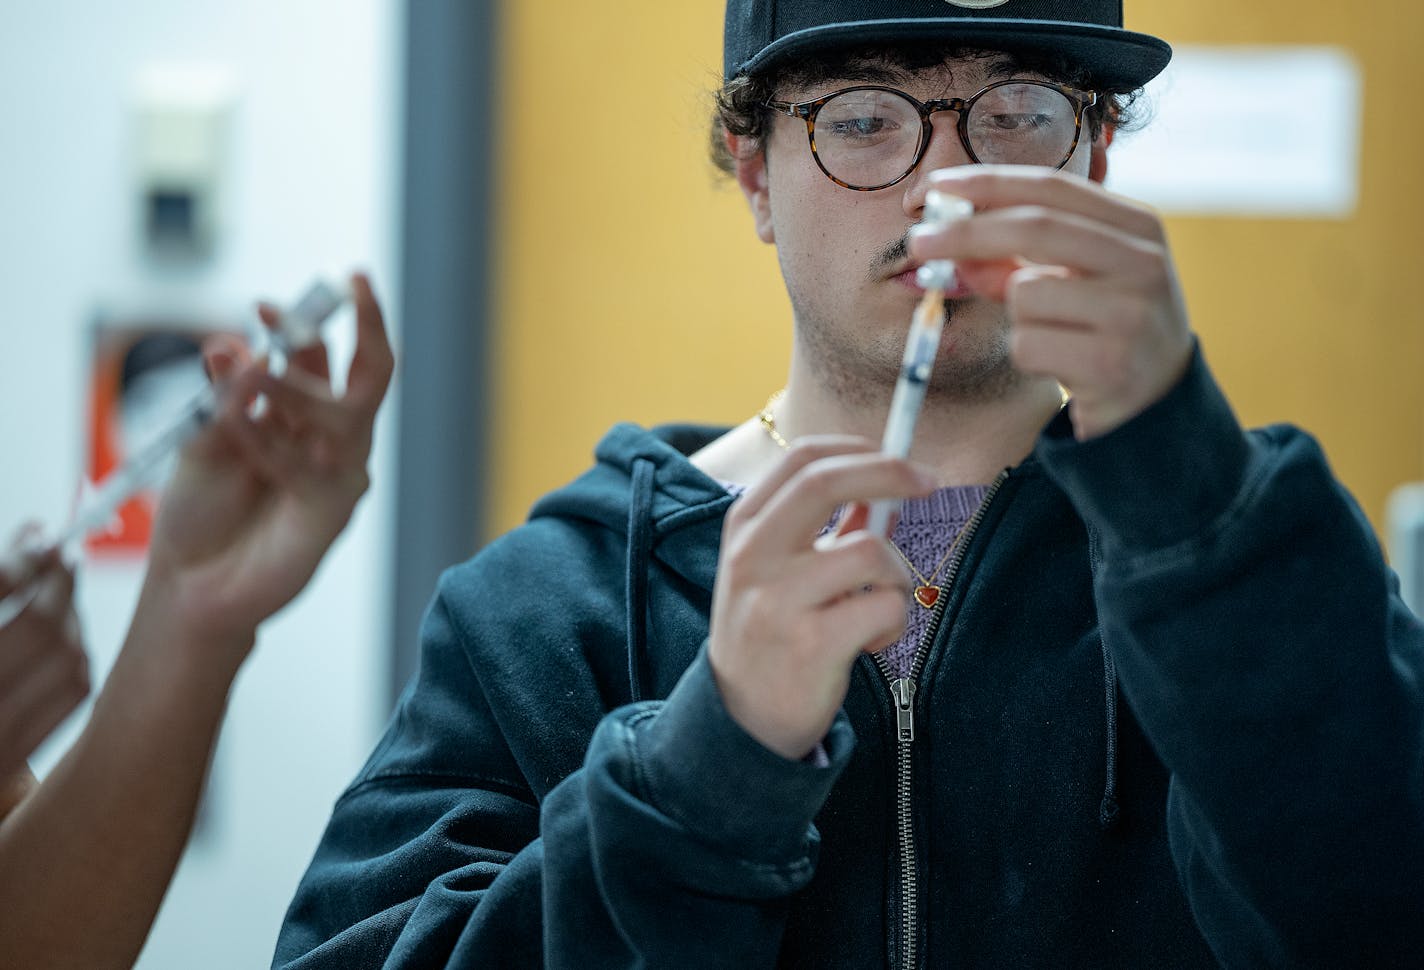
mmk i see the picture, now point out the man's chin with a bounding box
[927,355,1023,404]
[943,295,992,320]
[929,307,1022,403]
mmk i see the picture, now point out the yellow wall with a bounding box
[491,1,788,535]
[492,1,1424,540]
[1131,2,1424,540]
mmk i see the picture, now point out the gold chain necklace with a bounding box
[756,390,964,609]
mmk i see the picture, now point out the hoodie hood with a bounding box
[531,423,733,535]
[529,422,735,701]
[529,423,736,591]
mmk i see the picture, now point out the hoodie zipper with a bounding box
[872,469,1008,970]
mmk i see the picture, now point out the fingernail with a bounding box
[925,190,975,225]
[204,349,234,382]
[15,520,44,548]
[17,527,53,561]
[57,543,80,573]
[915,467,940,490]
[930,166,970,181]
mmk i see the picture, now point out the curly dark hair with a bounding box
[710,43,1148,177]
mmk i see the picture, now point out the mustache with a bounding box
[872,236,911,278]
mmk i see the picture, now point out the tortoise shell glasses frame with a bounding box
[765,79,1099,191]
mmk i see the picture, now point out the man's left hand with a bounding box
[909,166,1193,440]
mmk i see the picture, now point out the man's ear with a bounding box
[1088,124,1113,185]
[727,131,775,244]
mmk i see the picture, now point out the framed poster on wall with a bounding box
[85,314,240,555]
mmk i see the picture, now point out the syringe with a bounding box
[0,278,351,628]
[864,190,974,537]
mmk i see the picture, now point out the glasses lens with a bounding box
[811,90,921,189]
[966,83,1081,166]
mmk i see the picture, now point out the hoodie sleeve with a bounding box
[1035,344,1424,968]
[541,647,854,969]
[273,570,854,969]
[271,578,546,970]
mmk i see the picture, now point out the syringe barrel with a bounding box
[58,384,218,547]
[275,279,351,350]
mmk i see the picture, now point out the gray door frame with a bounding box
[390,0,498,703]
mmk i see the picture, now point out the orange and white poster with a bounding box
[85,318,237,554]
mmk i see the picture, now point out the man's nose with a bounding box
[901,112,974,219]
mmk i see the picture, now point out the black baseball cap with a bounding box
[724,0,1172,90]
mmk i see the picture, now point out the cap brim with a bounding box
[737,19,1172,90]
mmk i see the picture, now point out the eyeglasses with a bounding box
[766,80,1098,192]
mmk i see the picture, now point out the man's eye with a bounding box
[824,116,893,139]
[983,113,1052,131]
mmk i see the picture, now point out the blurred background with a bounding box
[0,1,1420,967]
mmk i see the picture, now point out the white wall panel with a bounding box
[0,2,401,967]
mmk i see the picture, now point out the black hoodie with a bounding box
[275,349,1424,969]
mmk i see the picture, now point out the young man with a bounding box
[276,4,1424,968]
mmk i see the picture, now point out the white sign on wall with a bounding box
[1106,46,1363,218]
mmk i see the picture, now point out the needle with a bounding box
[0,278,351,628]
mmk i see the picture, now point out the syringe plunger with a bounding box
[914,190,974,292]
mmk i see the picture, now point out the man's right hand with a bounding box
[0,532,89,778]
[707,438,935,760]
[142,273,394,666]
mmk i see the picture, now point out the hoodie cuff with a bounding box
[1035,342,1252,555]
[634,646,854,863]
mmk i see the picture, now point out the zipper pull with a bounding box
[890,678,917,743]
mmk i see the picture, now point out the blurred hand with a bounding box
[707,438,933,760]
[144,273,394,655]
[911,166,1194,440]
[0,529,89,777]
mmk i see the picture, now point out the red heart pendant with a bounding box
[914,586,940,609]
